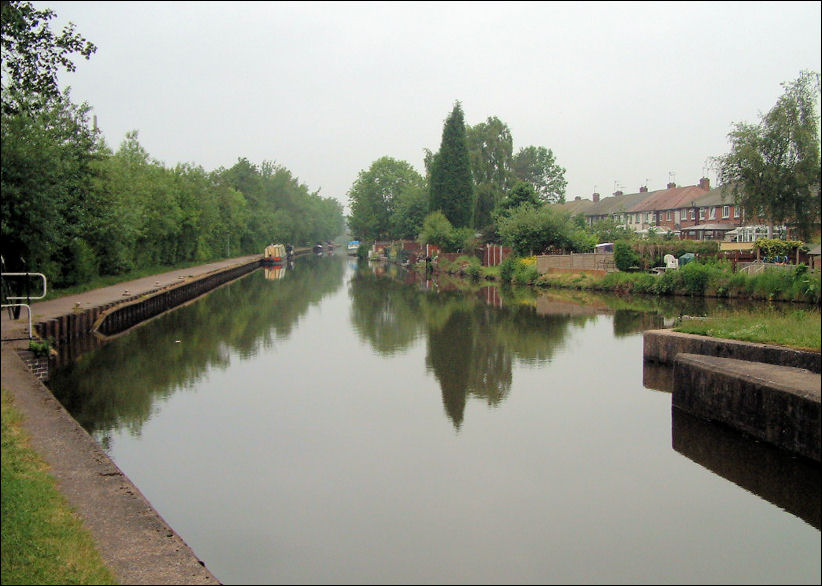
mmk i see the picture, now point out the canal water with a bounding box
[48,254,821,585]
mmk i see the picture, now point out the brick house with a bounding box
[561,178,748,241]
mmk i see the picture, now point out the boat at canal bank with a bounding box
[263,243,287,265]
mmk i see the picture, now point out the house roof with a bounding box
[558,197,595,216]
[693,185,737,207]
[587,190,652,216]
[575,182,720,217]
[628,185,711,212]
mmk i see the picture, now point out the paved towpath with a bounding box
[2,255,261,341]
[1,255,260,585]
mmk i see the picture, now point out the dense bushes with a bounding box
[430,246,820,305]
[590,261,819,303]
[437,254,486,281]
[497,255,540,286]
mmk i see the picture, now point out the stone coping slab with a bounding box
[644,329,821,373]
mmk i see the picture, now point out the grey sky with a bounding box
[45,1,821,211]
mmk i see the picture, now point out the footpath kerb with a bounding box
[0,255,263,585]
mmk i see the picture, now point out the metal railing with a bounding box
[1,272,48,340]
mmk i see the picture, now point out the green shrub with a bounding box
[27,338,51,358]
[799,268,821,304]
[754,238,805,260]
[630,273,657,294]
[465,259,482,281]
[725,270,752,298]
[600,271,637,293]
[499,255,518,283]
[678,262,714,296]
[653,271,676,295]
[750,267,792,301]
[66,238,99,287]
[614,241,641,272]
[513,263,539,286]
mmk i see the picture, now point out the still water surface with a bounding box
[49,254,821,584]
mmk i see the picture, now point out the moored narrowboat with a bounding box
[263,243,287,265]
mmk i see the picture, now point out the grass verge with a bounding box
[1,388,117,585]
[673,308,821,351]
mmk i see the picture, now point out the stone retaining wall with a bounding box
[643,329,821,373]
[673,354,821,463]
[34,259,261,368]
[93,260,260,339]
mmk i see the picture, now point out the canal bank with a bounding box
[0,254,266,585]
[644,329,821,463]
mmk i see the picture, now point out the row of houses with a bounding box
[558,178,793,241]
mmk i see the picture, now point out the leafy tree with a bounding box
[429,101,474,228]
[391,182,428,240]
[347,156,425,241]
[512,145,567,204]
[1,0,348,289]
[496,204,578,256]
[216,157,343,249]
[418,211,455,250]
[715,70,821,240]
[222,157,264,206]
[586,215,634,244]
[0,91,101,283]
[1,0,96,115]
[417,211,473,252]
[497,180,540,213]
[466,116,513,230]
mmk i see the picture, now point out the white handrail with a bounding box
[1,303,33,339]
[2,272,47,340]
[2,272,48,300]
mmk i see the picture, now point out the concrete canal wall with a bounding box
[35,258,261,352]
[644,329,821,463]
[673,354,820,463]
[644,329,821,373]
[92,260,260,339]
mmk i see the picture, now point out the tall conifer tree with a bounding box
[429,101,474,228]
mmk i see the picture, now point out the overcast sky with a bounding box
[44,1,821,211]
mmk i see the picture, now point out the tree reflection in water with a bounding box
[348,264,594,428]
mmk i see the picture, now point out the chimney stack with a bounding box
[699,177,711,191]
[592,192,600,203]
[667,182,676,189]
[639,186,648,193]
